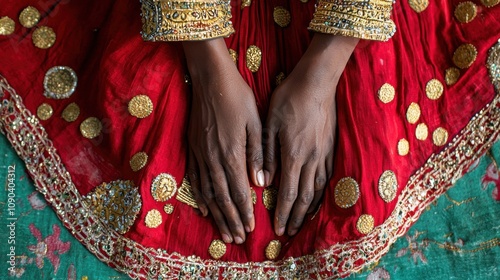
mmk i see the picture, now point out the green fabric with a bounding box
[0,134,499,279]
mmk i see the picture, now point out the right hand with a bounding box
[183,38,265,244]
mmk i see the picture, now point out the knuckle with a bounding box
[309,147,319,161]
[315,176,327,190]
[280,188,298,202]
[291,216,304,227]
[202,188,215,201]
[215,193,233,207]
[276,213,288,225]
[299,191,314,205]
[249,149,264,164]
[232,191,248,206]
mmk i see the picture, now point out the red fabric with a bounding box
[1,0,499,265]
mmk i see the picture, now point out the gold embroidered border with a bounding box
[0,41,499,279]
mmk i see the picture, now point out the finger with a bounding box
[308,161,327,214]
[247,121,265,187]
[187,149,208,216]
[288,163,315,236]
[263,124,278,186]
[274,159,301,236]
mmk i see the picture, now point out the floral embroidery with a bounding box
[395,232,429,264]
[27,224,71,274]
[481,156,500,200]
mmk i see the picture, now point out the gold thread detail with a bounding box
[273,7,291,28]
[378,171,398,203]
[406,102,421,124]
[481,0,499,7]
[37,103,53,121]
[32,26,56,49]
[409,0,429,13]
[356,214,375,235]
[378,83,395,103]
[262,186,278,210]
[0,17,15,35]
[454,2,477,23]
[145,209,162,228]
[445,67,461,86]
[62,102,80,122]
[334,177,360,208]
[246,45,262,73]
[416,123,429,141]
[130,152,148,172]
[398,138,410,156]
[176,177,199,208]
[19,6,40,28]
[80,117,102,139]
[164,204,174,214]
[151,173,177,202]
[453,44,478,69]
[426,79,444,100]
[433,127,449,147]
[208,240,226,259]
[265,240,281,260]
[128,95,153,118]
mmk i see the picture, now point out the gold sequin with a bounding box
[164,204,174,214]
[80,117,102,139]
[130,152,148,172]
[0,16,15,35]
[176,177,199,208]
[273,7,291,28]
[454,2,477,23]
[445,67,461,86]
[378,83,395,104]
[128,95,153,118]
[453,44,477,69]
[356,214,375,235]
[37,103,53,121]
[44,66,78,99]
[406,102,421,124]
[262,186,278,210]
[276,72,285,86]
[398,138,410,156]
[378,171,398,203]
[300,0,309,2]
[62,102,80,122]
[32,26,56,49]
[19,6,40,28]
[151,173,177,202]
[246,45,262,73]
[415,123,429,141]
[251,188,257,204]
[145,209,162,228]
[241,0,252,8]
[481,0,499,7]
[228,49,237,64]
[208,239,226,259]
[409,0,429,13]
[83,180,142,234]
[265,240,281,260]
[425,79,444,100]
[334,177,360,208]
[432,127,449,147]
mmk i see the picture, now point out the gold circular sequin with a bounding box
[481,0,499,7]
[144,209,162,228]
[228,49,237,64]
[425,79,444,100]
[334,177,360,208]
[378,83,395,103]
[208,239,226,259]
[151,173,177,202]
[300,0,309,2]
[128,95,153,118]
[378,171,398,203]
[32,26,56,49]
[409,0,429,13]
[415,123,429,141]
[0,16,15,35]
[273,7,291,28]
[251,188,257,204]
[276,72,285,86]
[356,214,375,234]
[19,6,40,28]
[454,2,477,23]
[432,127,449,146]
[130,152,148,172]
[246,45,262,73]
[265,240,281,260]
[164,204,174,214]
[445,67,461,86]
[241,0,252,8]
[262,186,278,210]
[453,44,477,69]
[44,66,78,99]
[80,117,102,139]
[406,102,421,124]
[37,103,53,120]
[398,138,410,156]
[62,102,80,122]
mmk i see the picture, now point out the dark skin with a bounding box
[184,33,359,243]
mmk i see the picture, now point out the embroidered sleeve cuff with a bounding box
[140,0,235,42]
[308,0,396,41]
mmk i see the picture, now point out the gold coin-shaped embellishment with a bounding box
[208,240,226,259]
[145,209,162,228]
[0,16,15,35]
[378,83,395,103]
[246,45,262,73]
[398,138,410,156]
[356,214,375,235]
[164,204,174,214]
[80,117,102,139]
[273,6,291,28]
[378,170,398,203]
[481,0,500,7]
[432,127,449,146]
[130,152,148,172]
[453,44,477,69]
[151,173,177,202]
[19,6,41,28]
[37,103,53,120]
[276,72,285,86]
[228,49,237,64]
[62,102,80,122]
[409,0,429,13]
[241,0,252,8]
[251,188,257,204]
[406,102,421,124]
[265,240,281,260]
[32,26,56,49]
[262,186,278,210]
[415,123,429,141]
[44,66,78,99]
[445,67,461,86]
[426,79,444,100]
[334,177,360,208]
[454,2,477,23]
[128,95,153,118]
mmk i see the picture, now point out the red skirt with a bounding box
[1,0,499,278]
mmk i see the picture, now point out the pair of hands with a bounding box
[184,34,358,244]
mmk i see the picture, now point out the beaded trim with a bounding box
[0,41,499,279]
[140,0,234,41]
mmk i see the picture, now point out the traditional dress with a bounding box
[1,0,499,278]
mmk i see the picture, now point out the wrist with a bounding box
[183,38,234,83]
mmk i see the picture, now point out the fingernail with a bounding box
[257,170,265,187]
[277,227,285,236]
[288,229,297,236]
[234,236,244,244]
[222,234,233,243]
[245,225,251,233]
[201,206,208,217]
